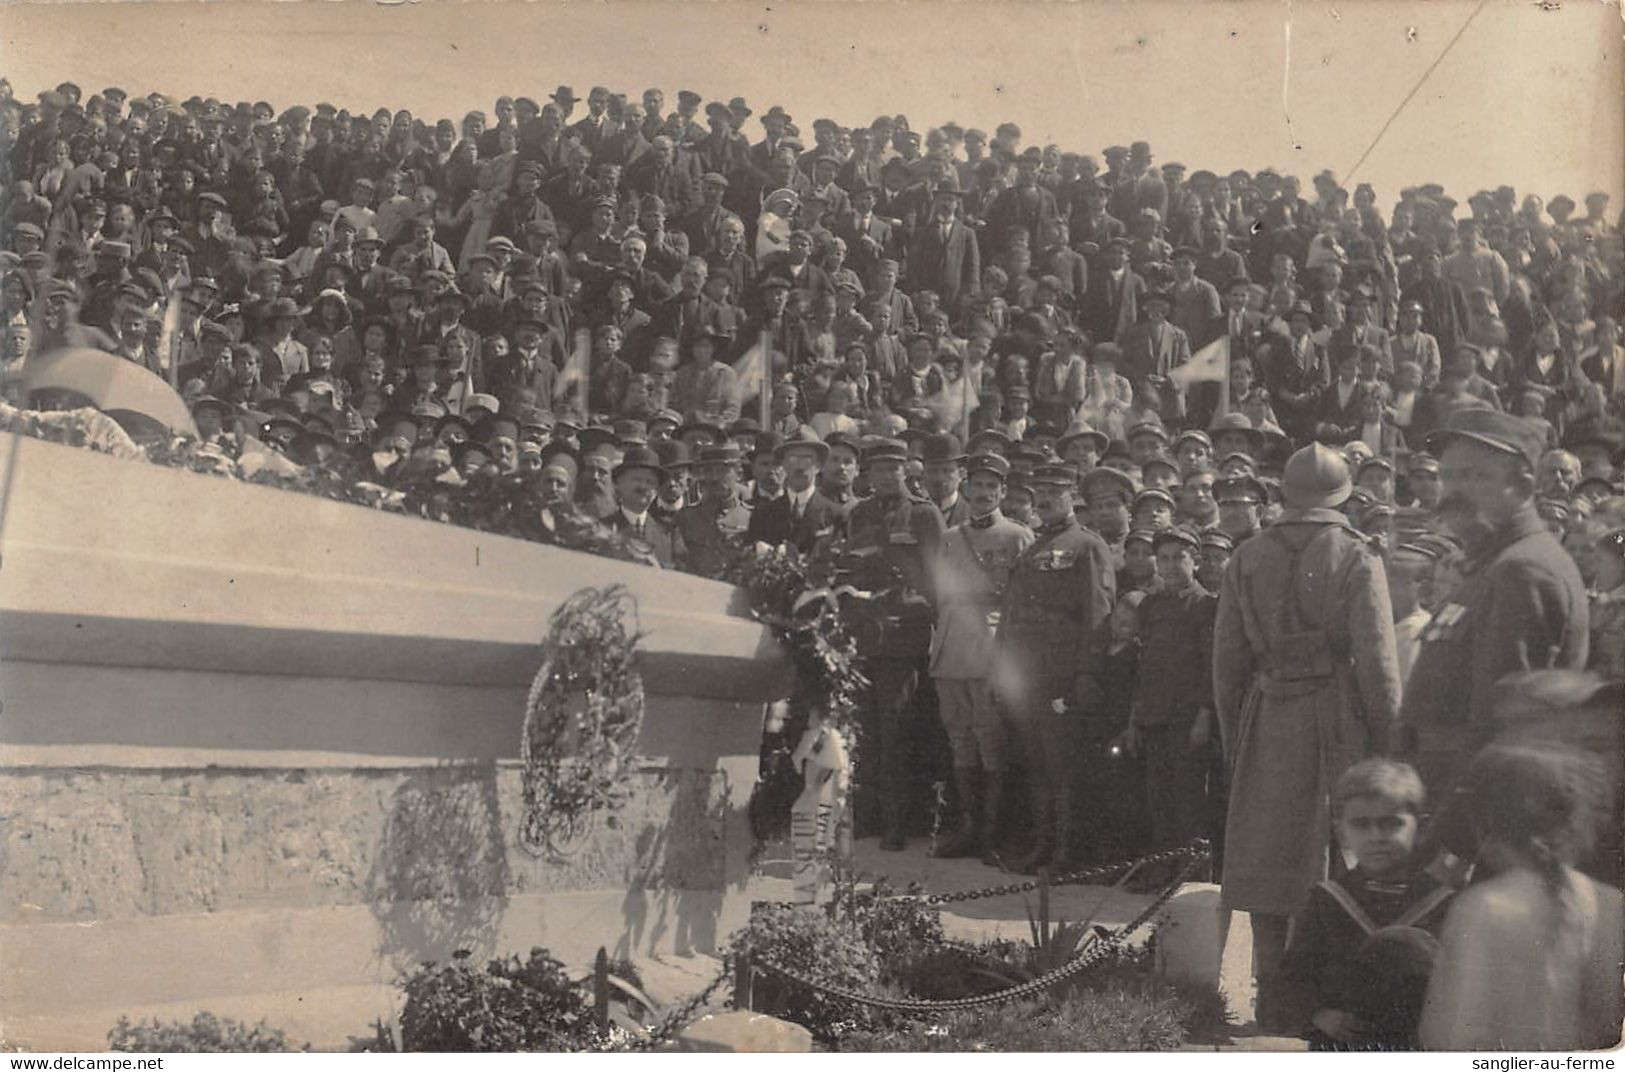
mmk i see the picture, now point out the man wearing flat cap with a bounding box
[490,161,558,244]
[1400,409,1589,829]
[844,438,948,852]
[679,172,737,257]
[1214,441,1401,1031]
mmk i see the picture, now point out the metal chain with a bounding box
[897,839,1210,906]
[749,847,1207,1015]
[600,961,735,1052]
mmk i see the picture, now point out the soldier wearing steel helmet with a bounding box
[1213,441,1402,1032]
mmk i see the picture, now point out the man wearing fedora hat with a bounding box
[907,184,979,314]
[605,445,685,569]
[1214,441,1402,1031]
[745,427,844,552]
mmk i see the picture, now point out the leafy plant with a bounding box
[398,947,603,1052]
[108,1012,301,1052]
[726,902,882,1043]
[836,989,1195,1052]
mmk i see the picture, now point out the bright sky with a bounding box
[2,0,1621,208]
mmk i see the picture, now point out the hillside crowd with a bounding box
[2,76,1623,1050]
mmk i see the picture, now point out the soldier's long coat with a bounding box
[1213,510,1402,916]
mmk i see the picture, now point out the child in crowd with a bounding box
[1116,528,1215,883]
[1420,744,1624,1051]
[1281,759,1455,1050]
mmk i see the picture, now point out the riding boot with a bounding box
[1016,782,1055,874]
[1047,784,1079,873]
[979,767,1005,867]
[931,767,980,858]
[879,792,907,852]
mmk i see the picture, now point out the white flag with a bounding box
[732,338,780,401]
[1169,335,1229,388]
[554,327,590,401]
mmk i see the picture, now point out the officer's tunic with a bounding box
[1400,505,1590,766]
[673,496,751,579]
[1214,510,1401,916]
[994,516,1116,782]
[844,491,946,834]
[930,509,1034,771]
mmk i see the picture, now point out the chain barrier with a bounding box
[745,844,1209,1015]
[595,960,735,1052]
[598,839,1210,1045]
[894,838,1210,906]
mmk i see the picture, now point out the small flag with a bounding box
[1169,335,1229,388]
[554,327,590,401]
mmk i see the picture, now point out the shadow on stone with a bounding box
[364,762,512,972]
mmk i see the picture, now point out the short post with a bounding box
[593,946,610,1030]
[732,947,755,1012]
[1038,867,1052,948]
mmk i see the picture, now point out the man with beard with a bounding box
[1399,409,1588,851]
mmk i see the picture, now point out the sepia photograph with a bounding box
[0,0,1621,1057]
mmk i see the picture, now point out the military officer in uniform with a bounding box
[1400,410,1590,868]
[994,461,1116,873]
[1213,474,1266,546]
[1213,442,1402,1032]
[845,438,947,851]
[673,443,753,578]
[928,452,1035,863]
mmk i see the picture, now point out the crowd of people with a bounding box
[2,77,1623,1050]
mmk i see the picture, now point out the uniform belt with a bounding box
[1006,606,1081,625]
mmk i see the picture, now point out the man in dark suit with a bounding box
[604,446,686,569]
[745,430,849,551]
[567,86,614,153]
[920,432,974,527]
[1400,241,1470,364]
[1311,346,1373,444]
[653,257,730,351]
[908,187,980,315]
[1119,290,1193,394]
[834,181,898,292]
[627,136,698,220]
[680,172,737,257]
[986,148,1060,255]
[1078,237,1145,345]
[757,229,833,303]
